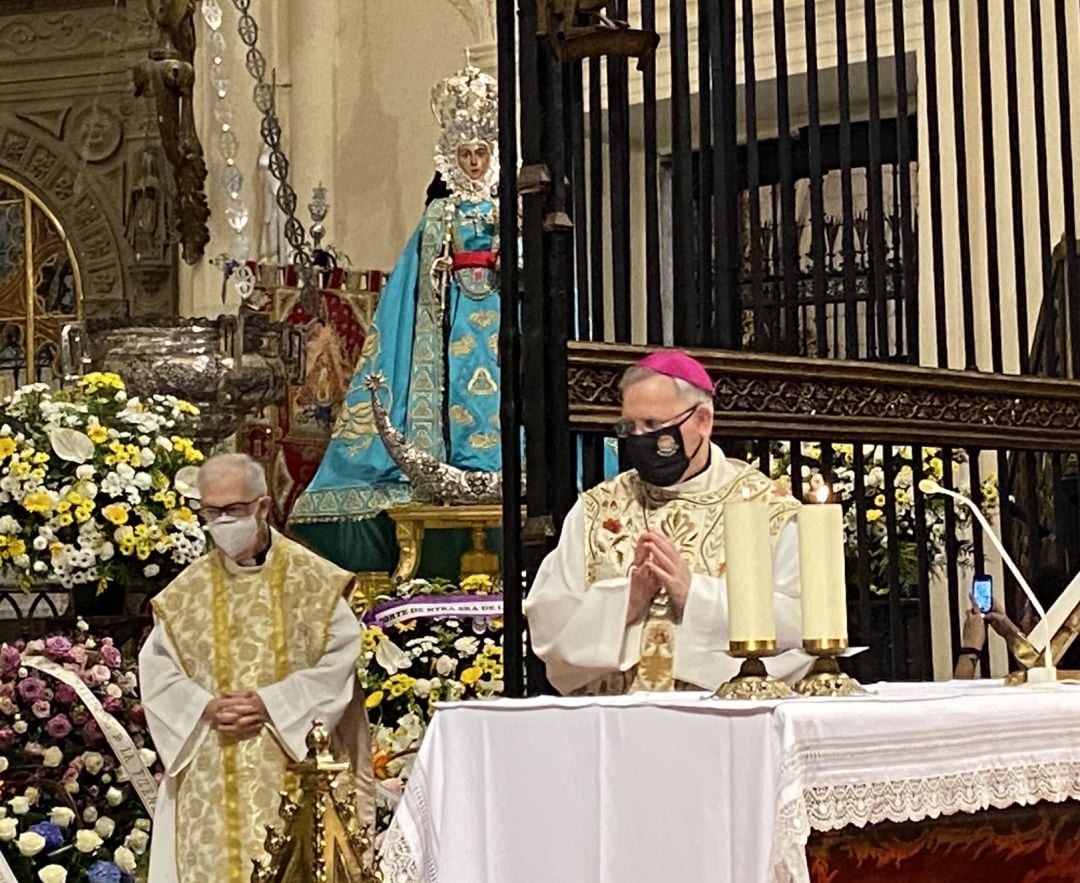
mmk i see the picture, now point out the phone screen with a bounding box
[972,575,993,614]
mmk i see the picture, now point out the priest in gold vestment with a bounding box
[139,454,372,882]
[525,351,809,694]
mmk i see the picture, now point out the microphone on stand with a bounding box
[918,479,1056,682]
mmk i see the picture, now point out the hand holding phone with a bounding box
[972,574,993,614]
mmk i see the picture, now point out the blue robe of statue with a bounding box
[292,197,502,540]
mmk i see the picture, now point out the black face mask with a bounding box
[625,407,705,487]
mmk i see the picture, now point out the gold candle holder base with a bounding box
[794,640,866,697]
[714,641,794,700]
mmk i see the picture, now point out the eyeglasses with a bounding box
[613,405,697,439]
[198,497,260,522]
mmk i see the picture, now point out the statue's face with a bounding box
[457,141,492,181]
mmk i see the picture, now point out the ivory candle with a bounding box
[798,488,848,643]
[725,494,776,645]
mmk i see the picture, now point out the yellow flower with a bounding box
[0,437,16,459]
[460,667,482,686]
[87,424,108,445]
[177,401,200,416]
[49,542,65,558]
[10,460,30,478]
[56,500,72,514]
[174,506,195,523]
[79,371,125,391]
[31,452,48,465]
[56,512,73,527]
[865,509,883,523]
[386,674,416,697]
[929,457,943,480]
[102,504,129,526]
[873,494,886,508]
[7,539,25,558]
[365,690,384,709]
[22,491,53,514]
[460,574,494,594]
[74,506,93,523]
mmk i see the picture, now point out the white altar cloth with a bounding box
[380,681,1080,883]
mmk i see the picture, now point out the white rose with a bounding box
[134,818,151,832]
[33,561,47,573]
[94,816,115,839]
[13,720,27,734]
[139,748,158,768]
[42,746,63,768]
[32,535,47,551]
[8,796,29,815]
[453,636,480,656]
[12,554,29,569]
[50,807,76,828]
[63,781,79,794]
[23,787,38,806]
[38,866,68,883]
[105,683,122,699]
[0,756,6,773]
[435,655,455,677]
[75,464,94,480]
[82,807,97,823]
[0,817,17,841]
[16,830,46,856]
[74,828,103,853]
[82,751,104,774]
[413,678,433,698]
[143,563,160,578]
[113,844,137,873]
[105,786,124,807]
[125,827,150,854]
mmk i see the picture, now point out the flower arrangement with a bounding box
[756,442,999,596]
[0,373,206,593]
[358,574,504,831]
[0,623,161,881]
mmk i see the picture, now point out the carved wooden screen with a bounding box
[494,1,1080,690]
[0,174,81,397]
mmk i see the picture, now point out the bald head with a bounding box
[197,453,268,504]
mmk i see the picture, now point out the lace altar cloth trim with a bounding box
[380,825,422,883]
[769,760,1080,883]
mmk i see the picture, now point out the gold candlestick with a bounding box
[714,639,794,700]
[793,638,866,697]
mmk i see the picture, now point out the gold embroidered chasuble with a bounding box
[151,531,353,883]
[578,455,800,695]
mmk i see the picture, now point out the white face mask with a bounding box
[206,515,260,561]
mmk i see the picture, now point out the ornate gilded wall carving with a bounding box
[0,1,177,322]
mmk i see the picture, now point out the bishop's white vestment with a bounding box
[139,530,373,883]
[525,445,810,693]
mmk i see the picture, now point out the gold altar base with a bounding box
[714,641,794,700]
[794,640,866,697]
[1005,667,1080,685]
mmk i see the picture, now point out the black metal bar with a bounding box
[805,0,827,358]
[697,0,714,343]
[912,445,932,679]
[922,0,948,368]
[836,0,859,358]
[969,450,986,576]
[975,0,1003,373]
[790,439,805,506]
[773,0,799,354]
[642,0,662,344]
[882,446,903,675]
[608,1,632,344]
[1053,0,1080,379]
[1052,453,1068,570]
[711,0,738,349]
[947,0,977,368]
[893,0,916,364]
[1003,0,1030,374]
[496,0,523,697]
[568,62,590,342]
[852,444,873,661]
[1030,0,1055,377]
[941,447,962,666]
[588,58,606,343]
[670,0,696,345]
[864,0,887,360]
[743,0,766,350]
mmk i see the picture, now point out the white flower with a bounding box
[23,787,38,806]
[50,806,76,828]
[0,817,16,841]
[133,471,153,490]
[134,818,151,832]
[0,515,19,534]
[81,751,105,774]
[113,845,137,873]
[75,464,95,480]
[38,866,68,883]
[16,830,46,856]
[0,757,6,774]
[49,427,95,463]
[42,746,63,767]
[453,636,480,656]
[75,828,103,853]
[413,678,433,699]
[139,747,158,768]
[82,806,98,823]
[94,816,115,839]
[105,786,124,807]
[374,636,413,674]
[144,563,160,578]
[8,796,29,815]
[125,828,150,854]
[435,655,455,677]
[33,561,47,573]
[139,448,155,467]
[32,535,47,551]
[105,683,122,699]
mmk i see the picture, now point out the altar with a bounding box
[379,681,1080,882]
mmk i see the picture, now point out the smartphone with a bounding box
[972,574,993,614]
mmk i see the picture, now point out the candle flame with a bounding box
[918,478,941,495]
[815,485,831,504]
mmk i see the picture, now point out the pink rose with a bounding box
[17,676,47,701]
[60,765,80,784]
[129,704,146,726]
[44,636,72,660]
[25,741,43,755]
[31,699,52,719]
[71,709,89,726]
[88,665,111,685]
[102,696,123,713]
[99,641,122,669]
[82,720,103,743]
[0,644,20,672]
[0,727,14,749]
[66,646,87,667]
[44,714,72,739]
[54,684,77,704]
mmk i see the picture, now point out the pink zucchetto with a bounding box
[634,350,713,393]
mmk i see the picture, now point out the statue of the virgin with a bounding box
[290,61,501,573]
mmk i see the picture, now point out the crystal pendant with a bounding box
[201,0,223,30]
[225,203,249,234]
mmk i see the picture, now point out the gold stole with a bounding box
[582,459,799,695]
[151,533,352,883]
